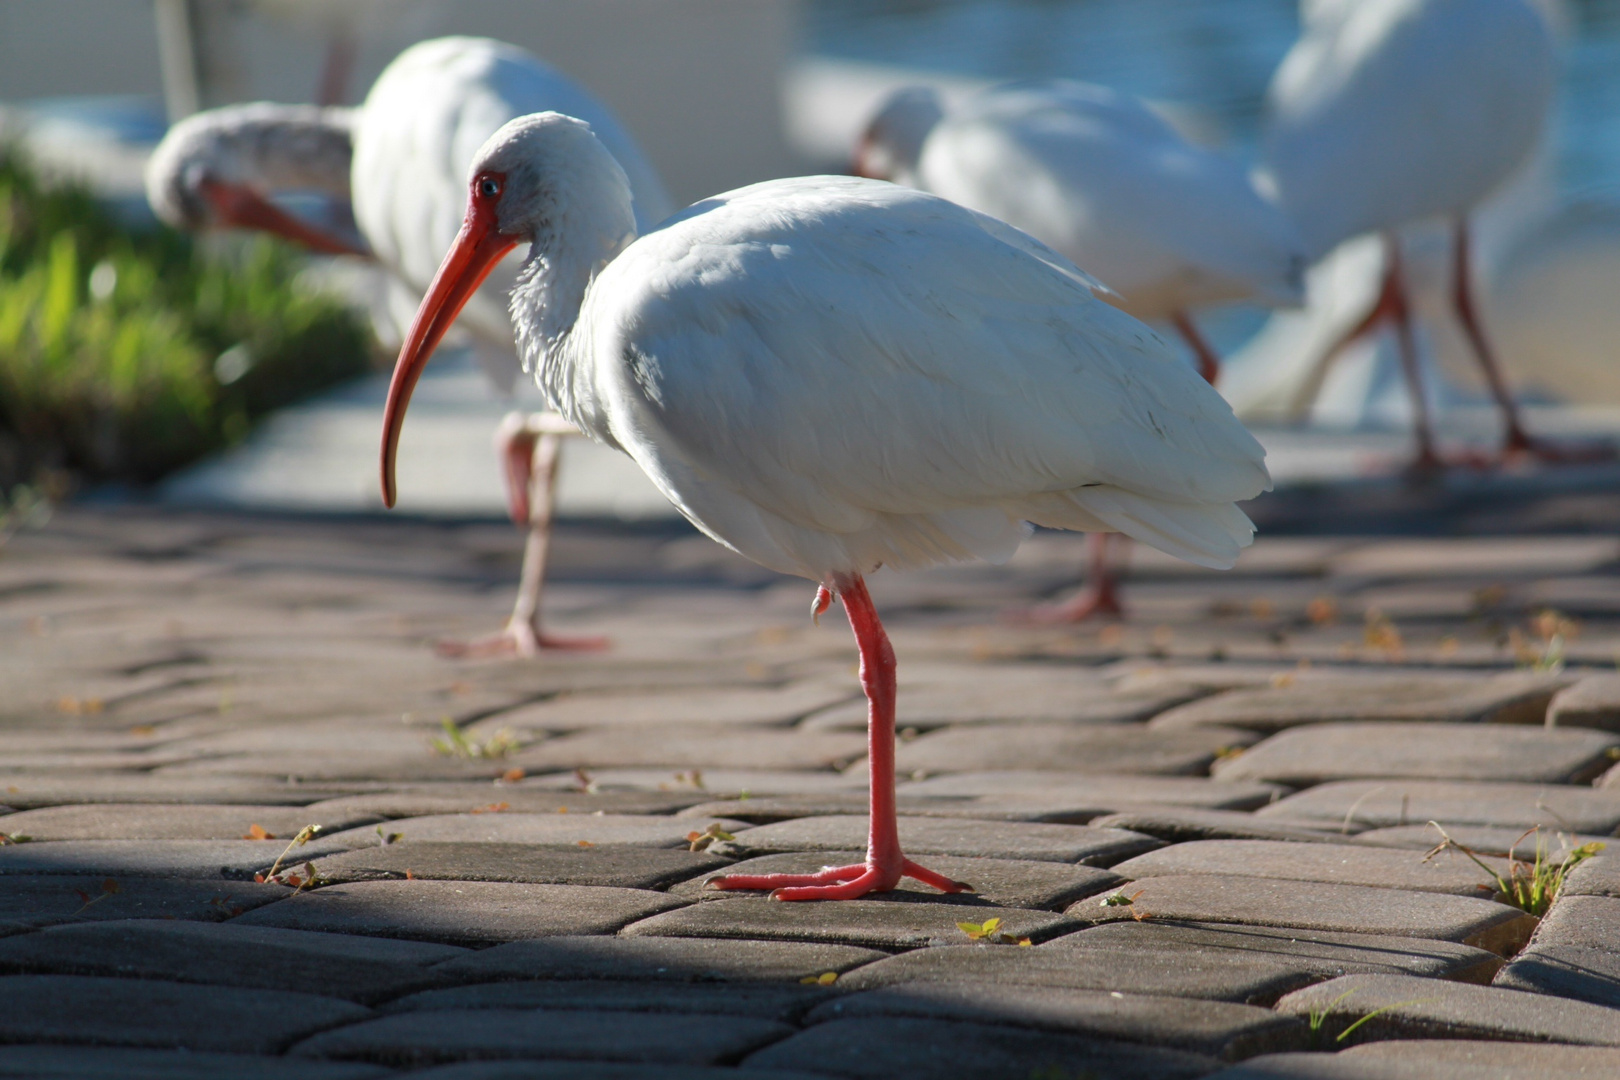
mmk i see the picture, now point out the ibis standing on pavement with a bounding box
[379,113,1271,900]
[147,36,674,653]
[856,80,1305,621]
[1261,0,1560,467]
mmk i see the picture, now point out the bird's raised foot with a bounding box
[707,858,972,902]
[1004,585,1124,626]
[435,621,610,659]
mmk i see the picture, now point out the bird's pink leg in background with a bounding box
[1010,532,1125,624]
[709,573,972,901]
[438,413,609,657]
[1170,310,1221,386]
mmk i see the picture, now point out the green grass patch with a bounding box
[0,148,374,489]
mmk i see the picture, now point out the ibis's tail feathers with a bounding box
[1021,486,1256,570]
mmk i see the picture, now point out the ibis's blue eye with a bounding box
[479,177,501,197]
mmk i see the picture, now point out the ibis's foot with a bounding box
[1007,585,1124,625]
[1503,435,1619,467]
[436,621,610,658]
[708,859,972,902]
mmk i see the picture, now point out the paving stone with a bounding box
[800,683,1197,732]
[1564,854,1620,898]
[0,1045,388,1079]
[0,875,288,934]
[0,775,367,809]
[310,842,727,889]
[690,789,1288,828]
[0,973,370,1053]
[302,788,708,820]
[232,880,684,945]
[891,724,1260,777]
[1525,893,1620,949]
[895,772,1286,811]
[1256,780,1620,833]
[1274,972,1620,1046]
[386,978,831,1019]
[1214,722,1620,786]
[483,680,855,730]
[742,1017,1217,1079]
[1495,944,1620,1008]
[322,812,750,849]
[291,1008,794,1067]
[0,804,381,842]
[622,897,1079,950]
[1066,874,1536,954]
[0,919,464,1003]
[0,839,352,879]
[1206,1042,1620,1079]
[404,1065,828,1080]
[432,934,884,985]
[1109,839,1509,897]
[706,815,1160,865]
[513,726,869,771]
[669,850,1121,910]
[1089,809,1357,846]
[838,921,1497,1002]
[1549,674,1620,732]
[1150,673,1566,733]
[1352,825,1615,862]
[805,984,1305,1060]
[526,768,867,797]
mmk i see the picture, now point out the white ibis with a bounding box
[856,80,1305,621]
[1261,0,1560,467]
[379,112,1271,900]
[146,35,674,654]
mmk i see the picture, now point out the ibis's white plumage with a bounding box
[354,36,674,368]
[863,81,1306,321]
[478,116,1269,582]
[1263,0,1556,260]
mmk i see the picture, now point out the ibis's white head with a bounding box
[380,112,637,506]
[854,86,945,186]
[144,103,363,255]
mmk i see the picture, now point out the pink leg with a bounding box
[1009,532,1126,624]
[709,574,973,901]
[1170,310,1221,386]
[1380,233,1443,474]
[438,415,609,657]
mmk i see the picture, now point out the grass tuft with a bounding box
[1423,822,1603,918]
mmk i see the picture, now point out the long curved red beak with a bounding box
[199,178,369,257]
[379,205,517,508]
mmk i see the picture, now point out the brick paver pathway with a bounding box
[4,507,1620,1078]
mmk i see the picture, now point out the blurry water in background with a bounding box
[807,0,1620,354]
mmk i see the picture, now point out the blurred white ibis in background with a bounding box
[856,80,1306,621]
[379,113,1270,899]
[1260,0,1564,468]
[147,35,674,654]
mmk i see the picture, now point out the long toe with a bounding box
[709,864,868,892]
[902,859,974,894]
[770,868,893,901]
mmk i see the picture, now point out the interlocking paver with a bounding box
[669,850,1121,910]
[232,880,684,945]
[1066,874,1536,954]
[1109,839,1508,896]
[1352,825,1614,861]
[891,724,1260,776]
[0,875,287,934]
[1495,944,1620,1009]
[322,812,749,848]
[0,974,370,1053]
[311,841,727,889]
[1523,893,1620,950]
[402,1065,828,1079]
[1274,973,1620,1046]
[1564,854,1620,898]
[742,1017,1218,1079]
[800,681,1197,731]
[1213,722,1620,786]
[0,838,351,879]
[1150,673,1566,733]
[386,978,831,1020]
[0,774,364,809]
[0,804,380,842]
[1089,808,1351,845]
[0,1045,388,1079]
[1204,1042,1620,1079]
[805,983,1305,1060]
[0,919,463,1002]
[706,814,1160,864]
[291,1008,795,1067]
[429,935,884,984]
[896,771,1287,810]
[1548,674,1620,732]
[512,726,868,771]
[301,788,708,819]
[482,680,854,730]
[622,896,1079,950]
[1255,780,1620,833]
